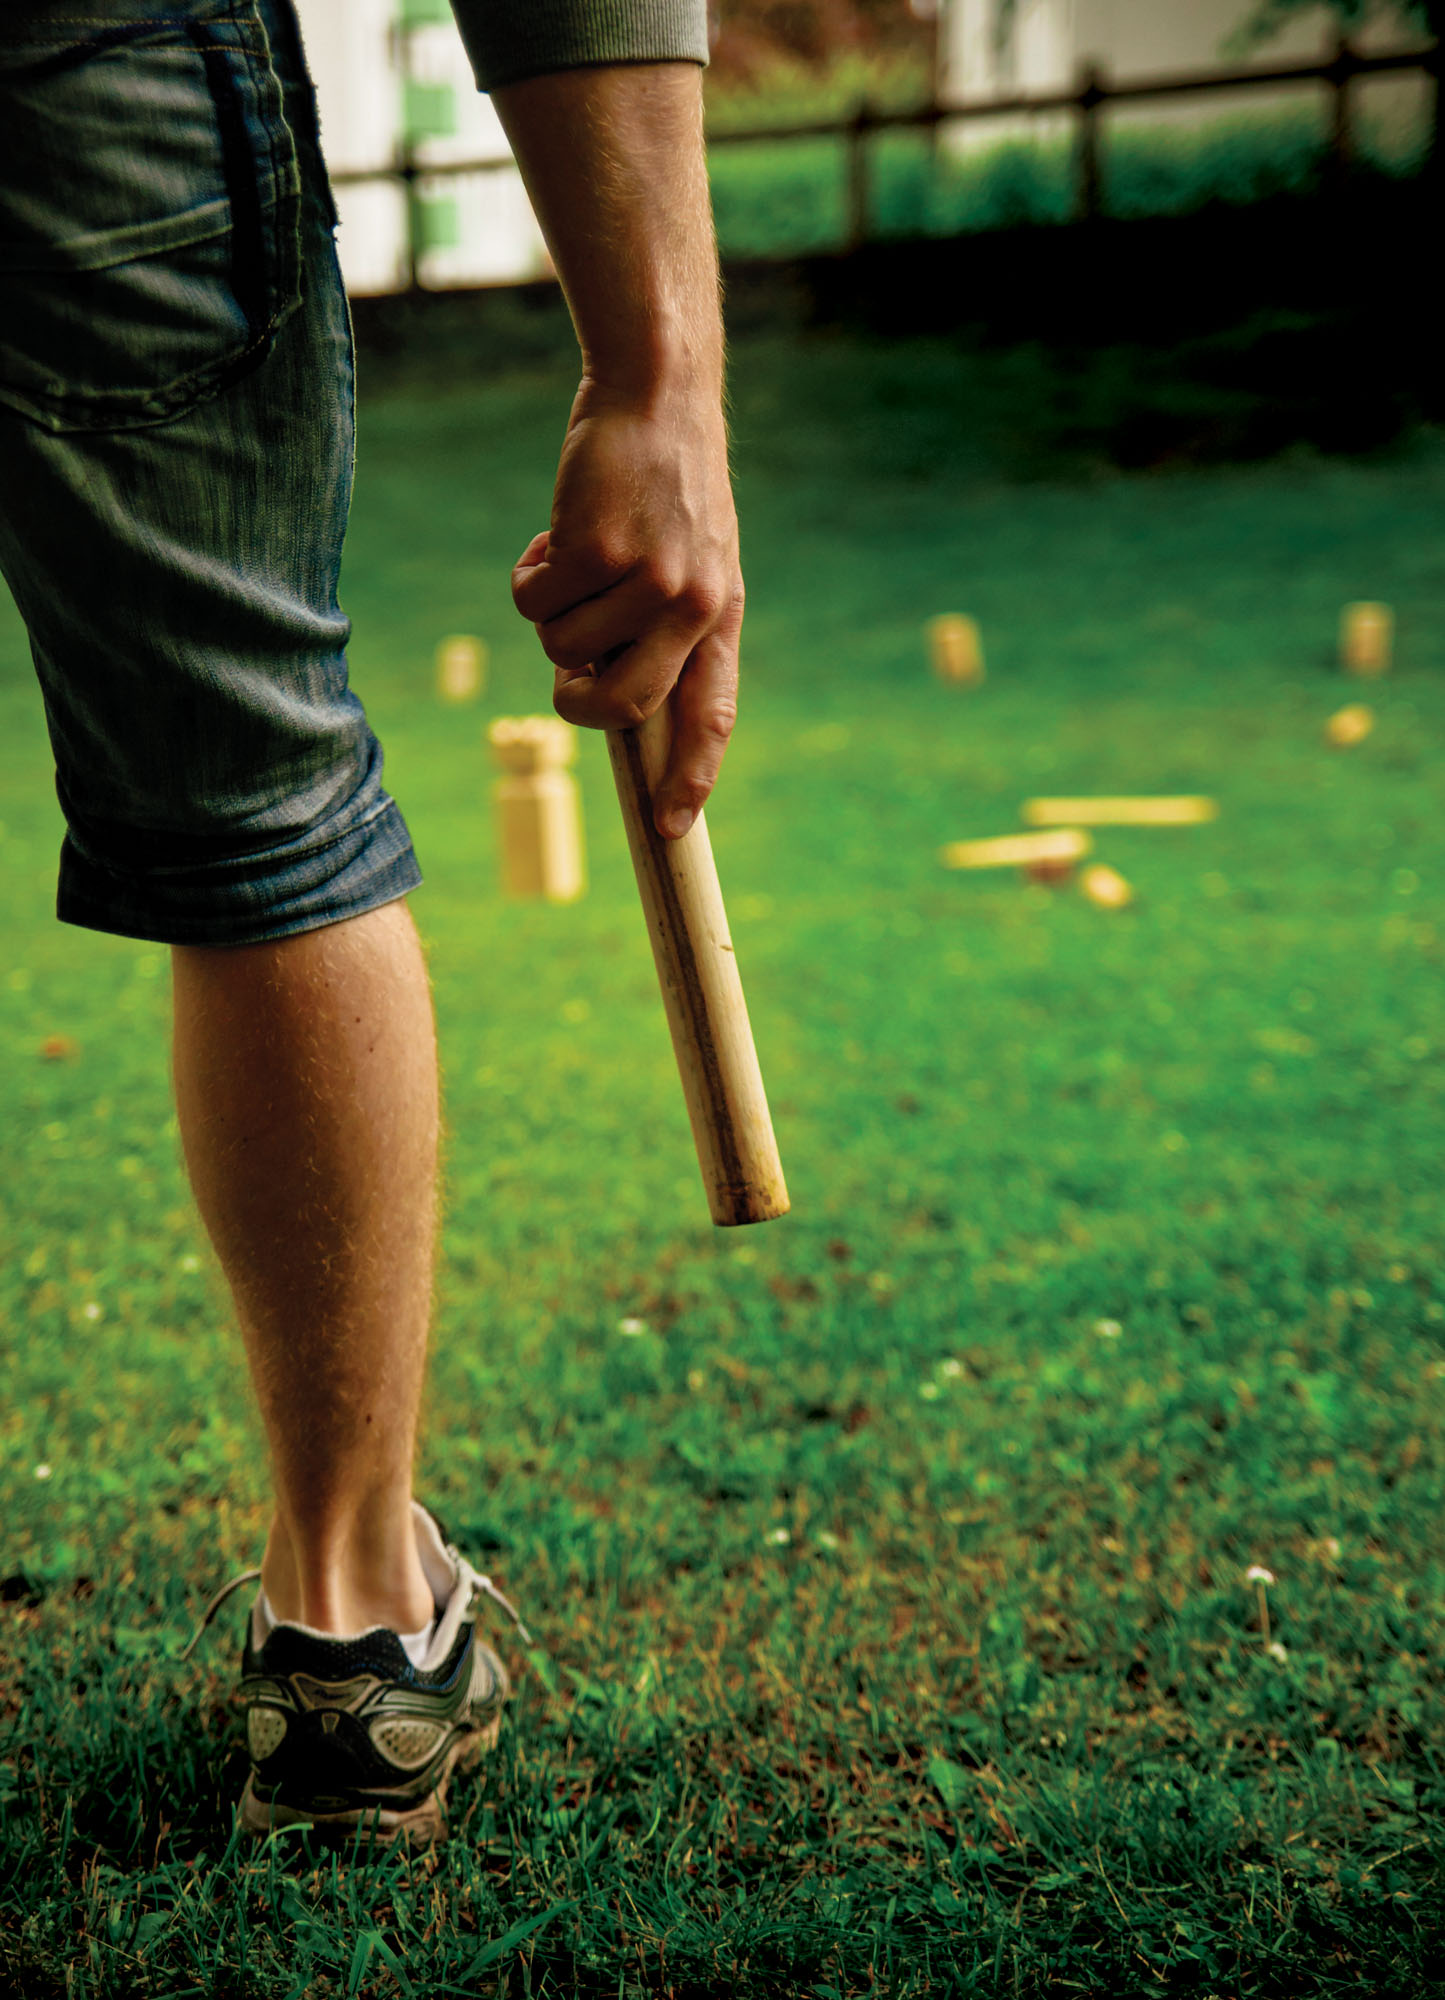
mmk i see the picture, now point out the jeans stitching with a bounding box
[190,25,267,347]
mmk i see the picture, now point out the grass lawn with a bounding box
[2,324,1444,1996]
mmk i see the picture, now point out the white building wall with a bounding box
[290,0,549,296]
[938,0,1429,154]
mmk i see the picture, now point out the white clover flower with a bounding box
[766,1526,791,1546]
[179,1254,201,1274]
[1246,1565,1275,1586]
[815,1531,841,1552]
[919,1381,941,1401]
[33,1463,52,1481]
[1094,1318,1122,1339]
[1323,1537,1342,1559]
[617,1316,647,1336]
[939,1358,964,1379]
[81,1302,101,1323]
[1267,1641,1289,1664]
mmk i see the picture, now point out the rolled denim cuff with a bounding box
[452,0,708,93]
[56,750,424,948]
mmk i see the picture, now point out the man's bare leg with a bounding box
[171,899,438,1637]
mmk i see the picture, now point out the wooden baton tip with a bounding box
[1021,796,1218,828]
[606,709,789,1228]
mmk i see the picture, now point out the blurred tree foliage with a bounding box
[1226,0,1441,49]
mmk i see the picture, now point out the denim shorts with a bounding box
[0,0,421,945]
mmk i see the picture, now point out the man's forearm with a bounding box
[490,61,740,840]
[491,63,722,399]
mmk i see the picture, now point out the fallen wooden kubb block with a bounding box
[1325,702,1374,748]
[436,633,487,703]
[940,828,1092,883]
[1080,863,1134,909]
[1339,601,1392,677]
[1022,796,1218,828]
[927,613,985,686]
[487,715,585,902]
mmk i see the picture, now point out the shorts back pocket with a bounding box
[0,0,302,433]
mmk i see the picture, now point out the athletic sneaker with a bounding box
[181,1502,530,1843]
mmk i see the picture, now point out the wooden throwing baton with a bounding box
[606,705,789,1227]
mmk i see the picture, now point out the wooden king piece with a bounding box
[488,715,585,902]
[607,706,789,1227]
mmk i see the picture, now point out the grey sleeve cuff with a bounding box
[451,1,710,93]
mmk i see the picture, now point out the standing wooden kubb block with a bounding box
[436,633,487,703]
[487,715,585,902]
[928,614,985,686]
[1339,602,1392,677]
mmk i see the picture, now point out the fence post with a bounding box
[1074,60,1105,222]
[1423,37,1442,197]
[845,101,871,254]
[393,11,420,291]
[926,1,943,162]
[1325,32,1355,200]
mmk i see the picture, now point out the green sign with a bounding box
[416,193,461,251]
[402,79,456,142]
[397,0,451,26]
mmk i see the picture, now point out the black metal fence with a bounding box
[331,36,1440,287]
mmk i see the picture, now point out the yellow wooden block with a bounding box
[1325,702,1374,748]
[435,633,487,703]
[495,773,585,901]
[488,716,584,900]
[1080,863,1134,909]
[941,828,1092,872]
[1022,796,1218,828]
[1339,601,1392,677]
[927,614,985,686]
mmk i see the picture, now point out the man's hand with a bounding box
[492,64,740,840]
[511,379,741,840]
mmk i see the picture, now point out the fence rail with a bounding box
[331,37,1441,283]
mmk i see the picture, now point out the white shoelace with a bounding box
[454,1554,533,1648]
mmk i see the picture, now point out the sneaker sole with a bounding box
[238,1710,501,1845]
